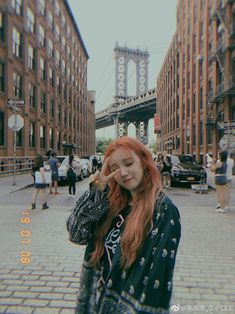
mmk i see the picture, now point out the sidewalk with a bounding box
[0,173,34,198]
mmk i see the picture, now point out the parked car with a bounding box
[58,155,83,183]
[167,154,207,185]
[80,159,90,177]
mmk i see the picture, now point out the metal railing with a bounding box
[0,156,36,177]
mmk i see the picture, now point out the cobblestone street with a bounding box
[0,174,234,314]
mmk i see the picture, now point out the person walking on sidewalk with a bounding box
[161,155,172,189]
[211,150,228,213]
[48,152,61,195]
[66,136,181,314]
[225,154,234,210]
[31,154,49,210]
[215,154,234,211]
[67,155,78,198]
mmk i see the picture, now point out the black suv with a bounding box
[168,154,207,185]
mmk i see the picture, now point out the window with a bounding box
[40,57,46,80]
[57,131,61,150]
[57,104,61,122]
[27,7,35,33]
[38,0,45,15]
[13,72,22,98]
[49,128,54,148]
[47,38,54,58]
[61,59,65,75]
[28,44,35,70]
[55,24,60,42]
[67,67,70,81]
[233,12,235,35]
[207,126,212,144]
[29,83,36,108]
[40,125,46,148]
[0,111,4,145]
[0,13,5,42]
[0,62,5,92]
[67,25,71,38]
[200,121,203,145]
[61,14,66,29]
[29,121,35,147]
[55,1,60,16]
[50,98,54,117]
[193,93,196,114]
[16,128,23,147]
[61,36,65,51]
[49,68,54,87]
[12,27,22,58]
[48,11,53,30]
[40,91,46,113]
[193,124,196,146]
[55,50,60,67]
[56,76,61,94]
[63,83,67,100]
[200,87,203,109]
[38,25,45,46]
[232,58,235,82]
[67,46,71,60]
[11,0,22,15]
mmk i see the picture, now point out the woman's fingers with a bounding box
[100,157,110,175]
[107,169,120,181]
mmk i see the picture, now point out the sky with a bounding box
[67,0,178,141]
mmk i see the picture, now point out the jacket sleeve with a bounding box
[66,186,110,245]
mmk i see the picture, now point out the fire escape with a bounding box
[207,0,235,128]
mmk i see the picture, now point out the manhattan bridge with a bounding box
[95,43,157,144]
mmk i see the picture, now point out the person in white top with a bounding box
[225,155,234,210]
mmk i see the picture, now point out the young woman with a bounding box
[66,137,181,314]
[31,154,49,210]
[211,150,228,213]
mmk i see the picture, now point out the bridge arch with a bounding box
[114,43,149,99]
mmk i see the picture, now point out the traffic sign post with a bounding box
[7,99,25,185]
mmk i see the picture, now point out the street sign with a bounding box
[8,114,24,131]
[7,99,25,106]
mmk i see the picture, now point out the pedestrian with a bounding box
[48,152,61,195]
[92,156,98,173]
[46,148,53,161]
[66,136,181,314]
[215,153,234,211]
[155,153,164,174]
[162,155,172,189]
[97,157,103,171]
[31,154,49,210]
[225,154,234,210]
[211,150,228,213]
[67,155,78,198]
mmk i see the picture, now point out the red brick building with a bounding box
[156,0,235,163]
[0,0,95,159]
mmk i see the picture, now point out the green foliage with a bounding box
[96,138,112,154]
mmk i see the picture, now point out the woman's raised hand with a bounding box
[89,157,120,191]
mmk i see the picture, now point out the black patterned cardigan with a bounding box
[66,187,181,314]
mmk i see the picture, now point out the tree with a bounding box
[96,138,112,154]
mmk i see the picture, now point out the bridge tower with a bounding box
[113,42,149,99]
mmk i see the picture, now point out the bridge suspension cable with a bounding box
[93,53,113,91]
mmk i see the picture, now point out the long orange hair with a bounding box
[90,137,162,268]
